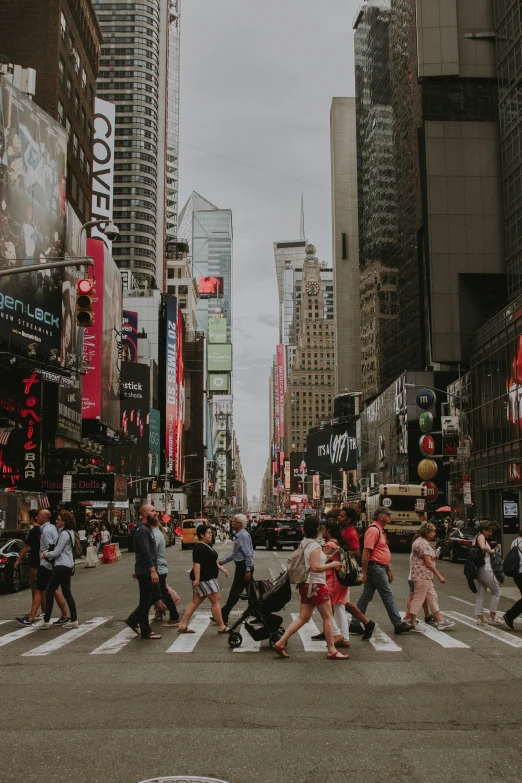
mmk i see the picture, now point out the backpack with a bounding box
[503,539,522,578]
[72,531,83,559]
[463,544,485,581]
[286,540,314,585]
[337,547,363,587]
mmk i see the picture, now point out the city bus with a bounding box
[365,484,427,550]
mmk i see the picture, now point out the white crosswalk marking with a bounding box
[449,595,475,607]
[445,611,522,648]
[91,627,137,655]
[0,625,37,647]
[291,613,326,652]
[234,632,260,652]
[165,613,210,653]
[369,627,402,652]
[0,620,11,626]
[22,617,111,657]
[400,613,469,649]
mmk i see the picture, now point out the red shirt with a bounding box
[341,526,360,552]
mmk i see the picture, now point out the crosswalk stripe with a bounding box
[291,613,326,652]
[165,613,210,653]
[400,612,469,649]
[0,620,11,626]
[445,611,522,648]
[91,627,137,654]
[449,595,475,607]
[22,617,111,657]
[0,626,37,647]
[369,627,402,652]
[233,633,260,652]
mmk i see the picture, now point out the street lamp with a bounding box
[79,218,120,256]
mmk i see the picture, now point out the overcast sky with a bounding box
[179,0,359,498]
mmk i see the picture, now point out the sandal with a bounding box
[327,651,349,659]
[125,621,140,636]
[142,633,162,640]
[273,642,289,658]
[217,627,230,634]
[162,620,180,627]
[177,627,195,634]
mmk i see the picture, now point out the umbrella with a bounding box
[436,505,451,512]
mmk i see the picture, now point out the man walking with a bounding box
[125,507,161,640]
[16,509,69,626]
[13,509,41,609]
[350,507,412,636]
[339,507,360,557]
[219,513,253,626]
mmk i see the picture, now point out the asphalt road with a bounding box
[1,540,522,783]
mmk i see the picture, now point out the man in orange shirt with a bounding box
[350,507,412,636]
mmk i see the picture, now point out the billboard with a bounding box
[91,98,115,250]
[165,294,185,479]
[290,452,307,493]
[82,239,121,429]
[209,373,229,392]
[305,422,358,473]
[149,408,161,476]
[199,276,224,297]
[208,343,232,372]
[208,317,227,343]
[122,310,138,362]
[0,78,68,358]
[121,362,150,474]
[276,345,286,439]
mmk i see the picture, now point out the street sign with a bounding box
[457,443,470,458]
[419,434,435,457]
[416,388,436,410]
[417,459,438,480]
[463,480,472,506]
[62,474,72,503]
[419,411,434,433]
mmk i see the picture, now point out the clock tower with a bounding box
[284,245,336,456]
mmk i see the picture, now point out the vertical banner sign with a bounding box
[122,311,138,362]
[149,409,161,476]
[21,372,42,483]
[277,345,286,440]
[284,460,291,490]
[323,479,332,499]
[313,473,320,500]
[91,98,116,250]
[176,300,185,481]
[165,295,178,478]
[441,415,459,457]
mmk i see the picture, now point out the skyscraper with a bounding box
[94,0,173,290]
[166,0,181,240]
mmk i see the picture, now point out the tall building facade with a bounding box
[0,0,102,224]
[94,0,171,289]
[354,0,506,402]
[166,0,181,239]
[284,245,336,455]
[330,97,361,395]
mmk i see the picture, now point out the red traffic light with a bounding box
[76,279,95,327]
[77,279,94,295]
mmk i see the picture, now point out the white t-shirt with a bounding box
[78,530,86,541]
[100,530,110,543]
[302,539,327,586]
[511,537,522,574]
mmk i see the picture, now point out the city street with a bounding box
[2,541,522,783]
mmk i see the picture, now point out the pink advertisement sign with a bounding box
[277,344,286,439]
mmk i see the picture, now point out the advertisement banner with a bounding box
[23,473,127,501]
[199,276,224,298]
[209,373,229,392]
[208,317,227,343]
[284,459,291,490]
[323,479,332,499]
[91,98,115,250]
[290,452,307,493]
[57,376,82,441]
[57,234,84,440]
[305,422,357,473]
[122,310,138,362]
[313,473,320,500]
[165,294,178,478]
[0,79,68,358]
[208,343,232,372]
[442,415,459,458]
[120,362,150,474]
[149,408,161,476]
[82,239,121,429]
[277,344,286,439]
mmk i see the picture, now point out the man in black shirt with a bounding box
[125,507,161,640]
[14,510,41,599]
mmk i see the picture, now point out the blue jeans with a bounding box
[353,562,402,628]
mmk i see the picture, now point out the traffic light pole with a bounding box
[0,257,94,278]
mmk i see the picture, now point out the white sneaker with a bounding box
[436,618,456,631]
[35,621,51,630]
[476,618,488,625]
[34,610,43,620]
[62,620,79,629]
[490,616,505,625]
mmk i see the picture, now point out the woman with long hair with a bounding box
[38,510,78,630]
[474,521,503,625]
[273,516,349,660]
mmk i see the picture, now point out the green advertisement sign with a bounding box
[149,408,161,475]
[208,343,232,372]
[208,317,227,343]
[209,373,229,392]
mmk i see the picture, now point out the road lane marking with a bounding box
[22,617,111,657]
[165,613,210,653]
[368,627,402,652]
[0,626,38,647]
[91,627,136,654]
[0,620,11,626]
[445,611,522,648]
[291,613,326,652]
[449,595,475,607]
[400,612,469,649]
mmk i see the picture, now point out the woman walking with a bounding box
[273,516,349,660]
[475,521,503,625]
[151,517,182,627]
[38,510,78,630]
[177,525,230,634]
[406,523,455,631]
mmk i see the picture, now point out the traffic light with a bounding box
[76,279,95,326]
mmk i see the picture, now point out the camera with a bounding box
[103,222,119,242]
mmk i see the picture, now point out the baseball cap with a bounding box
[372,506,391,519]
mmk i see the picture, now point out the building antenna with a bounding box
[300,193,305,242]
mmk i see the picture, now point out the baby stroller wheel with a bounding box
[228,632,243,649]
[269,630,284,648]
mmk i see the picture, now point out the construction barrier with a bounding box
[84,546,99,568]
[102,544,118,564]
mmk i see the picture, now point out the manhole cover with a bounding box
[139,779,229,783]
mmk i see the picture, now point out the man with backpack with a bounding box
[502,526,522,629]
[350,507,413,636]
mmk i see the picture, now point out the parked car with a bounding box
[251,519,303,551]
[0,538,31,592]
[438,527,476,563]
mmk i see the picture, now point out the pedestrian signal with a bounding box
[76,279,95,327]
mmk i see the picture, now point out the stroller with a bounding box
[227,570,292,649]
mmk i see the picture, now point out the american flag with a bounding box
[39,494,50,510]
[0,427,14,446]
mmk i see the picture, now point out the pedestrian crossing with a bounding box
[0,610,520,658]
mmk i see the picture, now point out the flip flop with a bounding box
[142,633,162,640]
[273,643,289,658]
[177,627,195,634]
[125,621,140,636]
[217,627,230,634]
[327,651,349,659]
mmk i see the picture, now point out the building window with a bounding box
[65,116,71,136]
[59,57,65,84]
[57,100,64,125]
[87,123,92,145]
[86,159,91,181]
[178,268,182,279]
[167,268,175,279]
[74,93,80,117]
[72,133,78,156]
[66,77,72,99]
[78,188,84,214]
[71,173,78,202]
[168,285,175,294]
[178,285,188,295]
[81,107,87,133]
[74,50,80,75]
[81,68,87,91]
[60,11,67,39]
[180,299,187,309]
[79,147,85,171]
